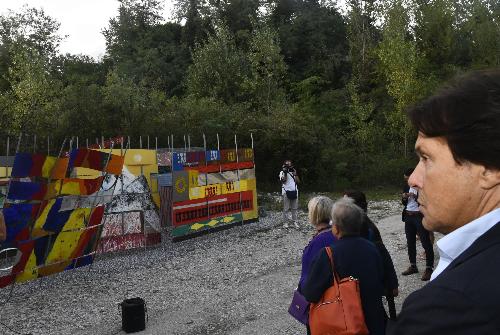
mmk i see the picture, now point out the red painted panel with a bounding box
[172,191,254,227]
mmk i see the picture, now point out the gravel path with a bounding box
[0,199,438,335]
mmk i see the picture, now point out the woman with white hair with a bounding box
[295,196,337,334]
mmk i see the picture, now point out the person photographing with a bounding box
[279,160,300,228]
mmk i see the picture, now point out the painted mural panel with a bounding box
[0,148,123,288]
[171,148,258,239]
[96,169,162,253]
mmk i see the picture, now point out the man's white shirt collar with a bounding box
[431,208,500,281]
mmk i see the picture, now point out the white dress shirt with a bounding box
[406,187,420,212]
[431,208,500,281]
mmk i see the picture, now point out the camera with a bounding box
[283,165,295,174]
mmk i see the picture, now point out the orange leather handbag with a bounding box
[309,247,369,335]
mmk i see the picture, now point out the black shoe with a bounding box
[421,268,433,281]
[402,265,418,276]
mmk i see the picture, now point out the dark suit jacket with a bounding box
[388,221,500,334]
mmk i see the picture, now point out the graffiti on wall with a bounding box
[0,148,124,288]
[171,148,258,239]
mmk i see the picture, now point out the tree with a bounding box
[5,46,62,135]
[216,0,261,48]
[346,0,379,92]
[104,0,163,63]
[246,23,287,114]
[0,6,63,92]
[270,0,349,87]
[102,69,166,137]
[378,0,419,157]
[413,0,456,80]
[467,0,500,68]
[103,0,189,94]
[174,0,213,47]
[186,25,249,104]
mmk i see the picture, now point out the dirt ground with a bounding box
[0,200,437,335]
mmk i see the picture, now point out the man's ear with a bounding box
[479,166,500,190]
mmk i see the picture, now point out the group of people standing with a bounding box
[285,69,500,334]
[296,192,398,335]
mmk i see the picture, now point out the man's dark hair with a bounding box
[404,168,414,177]
[344,190,368,212]
[407,70,500,169]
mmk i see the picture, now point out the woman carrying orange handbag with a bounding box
[302,198,387,335]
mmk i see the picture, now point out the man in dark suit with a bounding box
[389,70,500,334]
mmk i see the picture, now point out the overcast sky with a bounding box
[1,1,347,60]
[0,0,176,59]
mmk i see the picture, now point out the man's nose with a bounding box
[408,163,423,188]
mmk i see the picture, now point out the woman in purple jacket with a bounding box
[298,196,337,334]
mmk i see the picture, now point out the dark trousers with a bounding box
[404,214,434,268]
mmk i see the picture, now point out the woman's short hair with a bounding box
[331,198,364,236]
[407,69,500,169]
[308,196,333,226]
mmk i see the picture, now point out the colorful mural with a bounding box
[171,148,258,239]
[0,149,124,288]
[70,149,163,253]
[96,169,162,253]
[72,149,160,207]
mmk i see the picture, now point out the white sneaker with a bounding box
[283,222,289,228]
[294,221,300,229]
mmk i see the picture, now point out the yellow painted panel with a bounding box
[123,149,157,166]
[241,178,256,192]
[189,186,204,200]
[216,178,256,195]
[45,208,90,265]
[152,193,160,207]
[189,183,223,200]
[16,250,38,283]
[45,180,61,199]
[42,156,57,178]
[127,166,141,176]
[142,164,159,186]
[188,170,199,188]
[221,181,240,195]
[0,167,10,178]
[32,199,57,237]
[61,181,81,195]
[73,167,100,179]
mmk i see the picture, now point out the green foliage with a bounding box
[467,0,500,68]
[186,24,249,104]
[5,46,62,135]
[269,0,349,87]
[245,23,287,113]
[378,0,419,157]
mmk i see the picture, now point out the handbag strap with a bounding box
[287,172,297,190]
[325,246,341,284]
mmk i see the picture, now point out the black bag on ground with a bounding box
[120,297,147,333]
